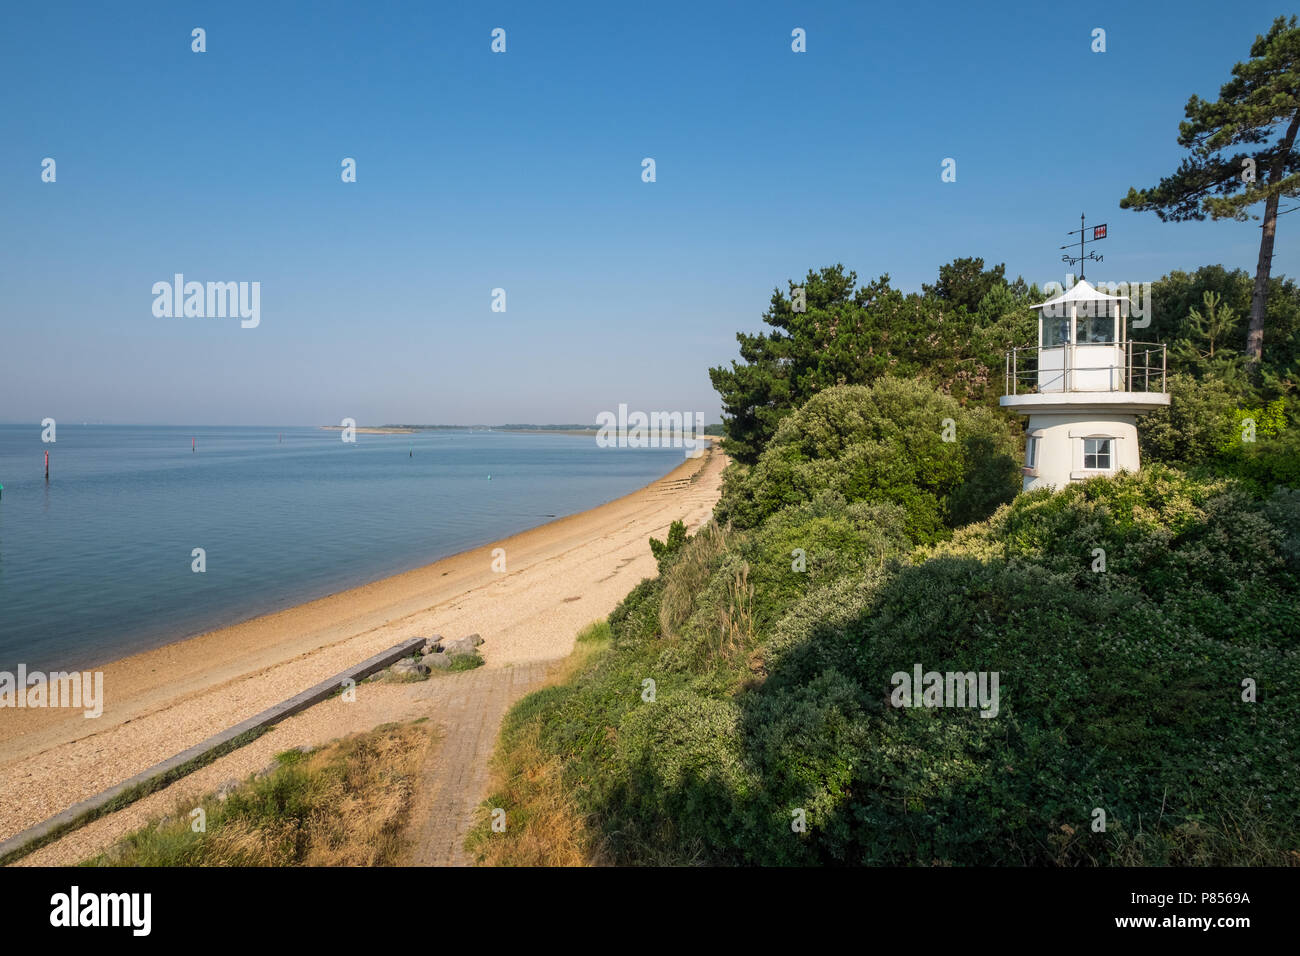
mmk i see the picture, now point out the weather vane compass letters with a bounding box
[1060,213,1107,280]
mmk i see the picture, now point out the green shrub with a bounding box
[649,520,688,572]
[448,652,485,672]
[1221,399,1287,451]
[1262,487,1300,572]
[715,378,1020,541]
[1220,427,1300,490]
[737,493,910,630]
[1141,373,1241,465]
[608,576,667,650]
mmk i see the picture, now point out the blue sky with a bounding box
[0,1,1288,425]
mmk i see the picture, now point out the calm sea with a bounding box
[0,425,687,671]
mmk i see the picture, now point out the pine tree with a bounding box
[1172,290,1245,383]
[1120,16,1300,372]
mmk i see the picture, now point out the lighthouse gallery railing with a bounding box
[1004,341,1167,397]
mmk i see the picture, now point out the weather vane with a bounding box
[1060,213,1107,280]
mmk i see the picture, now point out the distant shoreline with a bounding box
[502,428,598,437]
[317,425,721,440]
[318,425,415,435]
[316,426,592,436]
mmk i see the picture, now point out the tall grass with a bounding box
[717,561,754,660]
[465,620,611,866]
[658,521,730,639]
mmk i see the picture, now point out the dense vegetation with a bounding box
[709,261,1300,473]
[475,466,1296,865]
[475,256,1299,866]
[707,260,1036,464]
[714,378,1019,540]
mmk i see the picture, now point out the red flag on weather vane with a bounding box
[1060,214,1108,280]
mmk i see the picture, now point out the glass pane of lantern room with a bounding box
[1079,314,1115,343]
[1042,314,1069,347]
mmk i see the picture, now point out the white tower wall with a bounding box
[1021,413,1141,492]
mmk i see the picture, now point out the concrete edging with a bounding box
[0,637,426,863]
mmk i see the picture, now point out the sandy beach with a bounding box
[0,442,725,863]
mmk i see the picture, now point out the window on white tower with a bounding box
[1083,437,1113,470]
[1025,436,1038,468]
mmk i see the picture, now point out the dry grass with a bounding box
[467,719,597,867]
[83,721,434,867]
[717,560,754,659]
[658,520,730,638]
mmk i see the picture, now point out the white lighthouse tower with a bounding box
[1000,278,1169,492]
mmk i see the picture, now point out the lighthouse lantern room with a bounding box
[1001,279,1169,492]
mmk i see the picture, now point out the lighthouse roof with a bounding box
[1032,278,1124,311]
